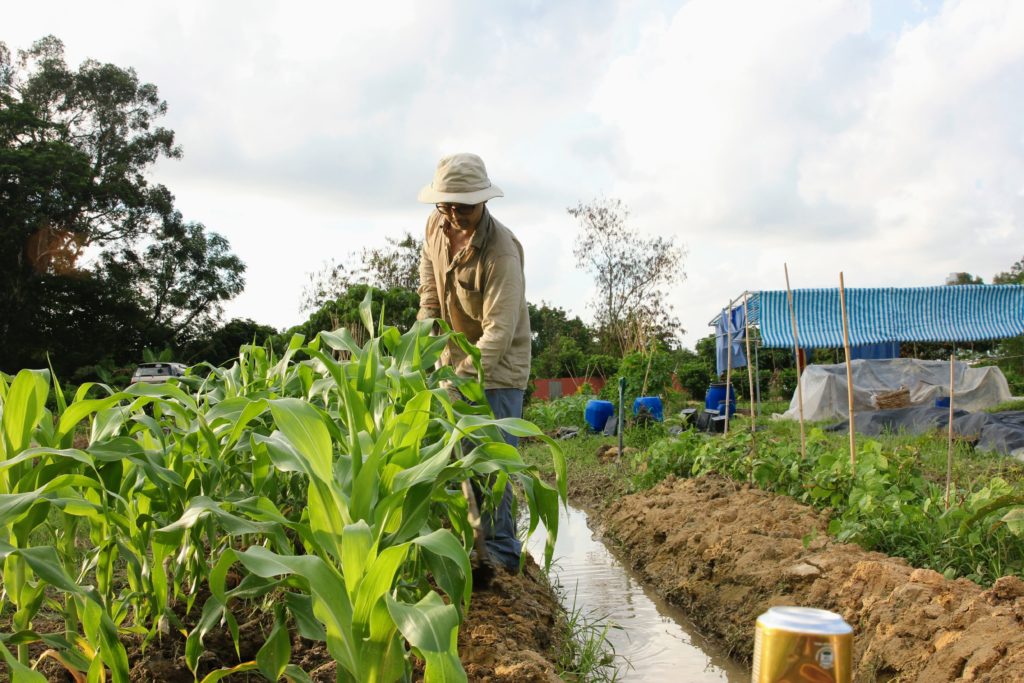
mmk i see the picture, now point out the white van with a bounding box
[131,362,187,385]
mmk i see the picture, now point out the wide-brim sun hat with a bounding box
[417,153,504,204]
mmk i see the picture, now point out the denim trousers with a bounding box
[479,388,524,570]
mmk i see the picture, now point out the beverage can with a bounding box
[751,606,852,683]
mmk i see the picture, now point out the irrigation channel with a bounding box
[526,503,749,682]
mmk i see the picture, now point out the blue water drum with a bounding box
[584,399,615,431]
[705,383,736,416]
[633,396,664,421]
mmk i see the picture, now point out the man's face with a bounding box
[436,202,485,231]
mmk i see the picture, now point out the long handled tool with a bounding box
[434,325,498,586]
[462,478,496,586]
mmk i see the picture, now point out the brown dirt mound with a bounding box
[597,474,1024,682]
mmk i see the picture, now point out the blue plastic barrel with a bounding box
[705,383,736,416]
[633,396,664,421]
[584,400,615,431]
[935,396,950,408]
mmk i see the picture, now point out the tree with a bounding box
[98,214,245,348]
[568,198,685,356]
[288,284,419,346]
[993,256,1024,285]
[183,318,279,366]
[302,232,422,312]
[946,272,984,285]
[0,36,245,374]
[528,302,594,359]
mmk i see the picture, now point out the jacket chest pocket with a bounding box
[455,278,483,320]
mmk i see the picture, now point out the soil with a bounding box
[576,471,1024,683]
[4,557,564,682]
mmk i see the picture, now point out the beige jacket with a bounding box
[417,208,531,390]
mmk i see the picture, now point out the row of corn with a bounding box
[0,294,566,682]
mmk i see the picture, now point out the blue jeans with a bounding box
[480,388,524,570]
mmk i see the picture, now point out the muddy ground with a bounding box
[577,471,1024,682]
[4,557,564,682]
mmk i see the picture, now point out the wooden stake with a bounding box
[743,294,757,467]
[839,273,856,467]
[784,264,807,460]
[945,351,956,509]
[724,304,733,435]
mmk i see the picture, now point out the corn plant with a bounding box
[0,291,566,682]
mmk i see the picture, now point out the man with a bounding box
[416,153,531,571]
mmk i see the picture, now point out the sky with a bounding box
[7,0,1024,349]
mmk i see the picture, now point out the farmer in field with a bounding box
[416,153,531,571]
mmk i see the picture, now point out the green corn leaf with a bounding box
[358,288,375,337]
[381,482,433,545]
[392,440,457,492]
[269,398,334,483]
[185,598,226,673]
[0,644,49,682]
[283,664,315,683]
[352,544,407,630]
[283,592,326,641]
[198,662,260,683]
[256,605,291,682]
[153,496,286,546]
[2,369,50,458]
[384,590,459,653]
[385,591,466,683]
[341,521,374,597]
[412,529,471,611]
[230,547,359,678]
[363,599,406,683]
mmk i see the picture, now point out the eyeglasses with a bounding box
[435,203,478,216]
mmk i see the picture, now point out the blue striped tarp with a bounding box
[752,285,1024,349]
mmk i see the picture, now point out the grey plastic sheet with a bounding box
[825,406,1024,460]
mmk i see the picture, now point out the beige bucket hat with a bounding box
[417,153,504,204]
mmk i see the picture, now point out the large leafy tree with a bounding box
[0,36,244,374]
[568,198,686,355]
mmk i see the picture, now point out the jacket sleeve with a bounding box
[455,247,523,378]
[417,217,441,320]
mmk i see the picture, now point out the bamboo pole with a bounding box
[725,305,733,435]
[838,273,856,467]
[743,294,757,475]
[784,263,807,460]
[945,351,956,509]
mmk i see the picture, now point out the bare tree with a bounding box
[568,198,685,355]
[301,231,422,312]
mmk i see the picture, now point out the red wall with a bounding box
[532,377,606,401]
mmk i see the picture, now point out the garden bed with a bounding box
[575,471,1024,682]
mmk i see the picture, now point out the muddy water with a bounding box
[527,504,749,682]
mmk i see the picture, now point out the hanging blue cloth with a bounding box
[849,341,900,360]
[715,305,748,376]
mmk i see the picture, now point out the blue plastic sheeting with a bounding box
[753,285,1024,349]
[849,341,900,360]
[715,304,747,374]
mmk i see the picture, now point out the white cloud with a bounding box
[6,0,1024,351]
[588,0,1024,346]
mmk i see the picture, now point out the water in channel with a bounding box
[527,503,749,683]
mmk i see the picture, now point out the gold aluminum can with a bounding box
[752,606,852,683]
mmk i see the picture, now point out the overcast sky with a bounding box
[7,0,1024,349]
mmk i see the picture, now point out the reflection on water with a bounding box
[527,504,749,683]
